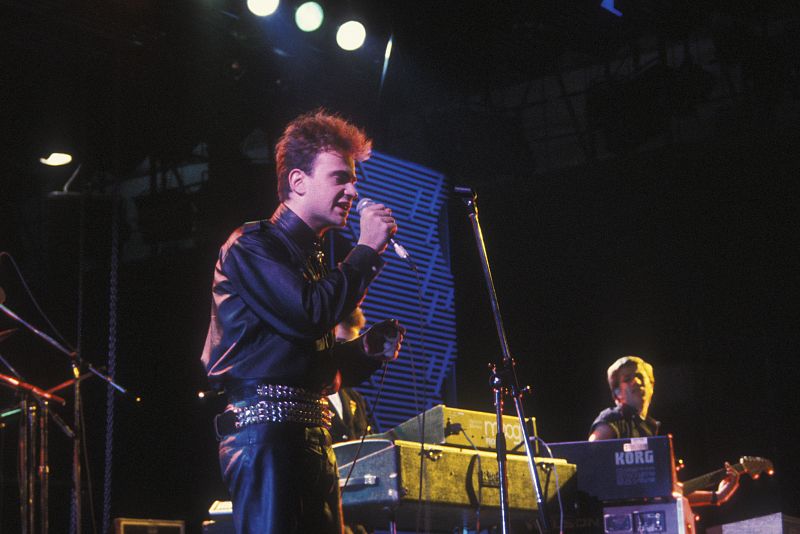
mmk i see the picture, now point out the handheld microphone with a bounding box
[356,198,410,260]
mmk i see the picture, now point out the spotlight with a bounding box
[336,20,366,51]
[247,0,279,17]
[39,152,73,166]
[295,2,323,32]
[384,35,393,61]
[601,0,623,17]
[379,34,393,90]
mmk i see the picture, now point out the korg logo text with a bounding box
[615,450,654,465]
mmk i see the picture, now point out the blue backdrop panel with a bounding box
[342,150,457,432]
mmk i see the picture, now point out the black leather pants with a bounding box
[219,422,344,534]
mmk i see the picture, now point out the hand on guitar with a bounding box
[683,456,773,508]
[713,462,741,505]
[685,462,740,507]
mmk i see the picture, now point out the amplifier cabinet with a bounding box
[334,438,576,531]
[114,518,185,534]
[202,519,234,534]
[706,512,800,533]
[602,498,695,534]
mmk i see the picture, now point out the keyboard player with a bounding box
[588,355,740,508]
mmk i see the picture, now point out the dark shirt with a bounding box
[201,204,384,392]
[590,404,661,439]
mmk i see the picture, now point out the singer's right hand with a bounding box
[358,202,397,253]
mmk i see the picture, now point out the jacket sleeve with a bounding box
[219,232,383,341]
[334,336,383,386]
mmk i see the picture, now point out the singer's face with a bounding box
[302,150,358,233]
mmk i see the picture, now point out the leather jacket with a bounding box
[201,203,384,393]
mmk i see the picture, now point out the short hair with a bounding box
[274,109,372,202]
[607,356,655,398]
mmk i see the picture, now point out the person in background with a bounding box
[329,307,371,442]
[589,355,740,507]
[331,307,374,534]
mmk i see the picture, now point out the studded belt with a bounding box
[214,384,332,439]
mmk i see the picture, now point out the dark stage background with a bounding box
[1,1,798,532]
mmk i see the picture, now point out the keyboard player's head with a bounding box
[589,356,658,441]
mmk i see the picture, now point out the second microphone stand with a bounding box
[1,298,129,533]
[455,186,550,533]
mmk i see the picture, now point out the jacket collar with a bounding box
[270,203,321,253]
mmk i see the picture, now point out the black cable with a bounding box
[0,419,5,524]
[342,198,430,532]
[102,167,121,534]
[80,398,99,534]
[531,437,565,534]
[405,259,431,534]
[0,252,76,352]
[402,336,427,534]
[460,428,483,533]
[69,184,103,534]
[405,262,431,534]
[341,361,391,490]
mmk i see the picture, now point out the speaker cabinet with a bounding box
[114,518,185,534]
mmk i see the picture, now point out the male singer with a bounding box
[202,110,404,534]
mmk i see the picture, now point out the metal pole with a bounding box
[19,398,29,534]
[39,402,50,534]
[491,372,511,532]
[457,187,551,533]
[27,401,38,532]
[72,374,82,533]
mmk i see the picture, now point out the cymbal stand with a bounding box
[1,301,129,533]
[454,186,550,534]
[0,372,68,534]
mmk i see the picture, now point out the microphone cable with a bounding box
[459,426,484,533]
[340,358,391,490]
[344,214,429,530]
[530,437,566,534]
[336,212,432,532]
[0,251,76,352]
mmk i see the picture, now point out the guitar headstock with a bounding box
[739,456,774,480]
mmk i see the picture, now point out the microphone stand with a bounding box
[0,298,130,533]
[454,187,550,534]
[0,370,70,534]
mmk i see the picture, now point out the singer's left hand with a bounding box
[362,318,405,361]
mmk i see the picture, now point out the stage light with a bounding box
[295,2,323,32]
[384,35,393,60]
[247,0,279,17]
[336,20,366,51]
[39,152,73,166]
[379,34,393,90]
[601,0,623,17]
